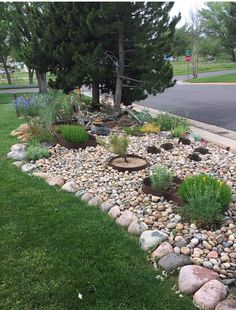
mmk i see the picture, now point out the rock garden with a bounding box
[7,92,236,310]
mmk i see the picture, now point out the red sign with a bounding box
[185,55,191,62]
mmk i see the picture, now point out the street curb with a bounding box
[133,104,236,153]
[177,81,236,86]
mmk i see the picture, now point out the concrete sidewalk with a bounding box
[133,104,236,152]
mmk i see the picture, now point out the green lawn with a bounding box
[172,60,236,76]
[0,94,196,309]
[0,71,38,87]
[187,73,236,83]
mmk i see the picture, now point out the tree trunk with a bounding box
[231,50,236,62]
[114,25,124,113]
[36,71,47,93]
[1,56,12,85]
[28,68,34,84]
[91,80,100,111]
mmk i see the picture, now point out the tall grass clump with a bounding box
[60,125,89,144]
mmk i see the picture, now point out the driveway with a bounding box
[137,70,236,132]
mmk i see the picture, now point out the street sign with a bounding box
[185,55,191,62]
[185,49,191,56]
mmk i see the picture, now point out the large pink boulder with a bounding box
[215,299,236,310]
[116,210,137,227]
[178,265,219,294]
[193,280,228,310]
[151,242,173,259]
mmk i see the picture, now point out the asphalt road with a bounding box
[137,70,236,132]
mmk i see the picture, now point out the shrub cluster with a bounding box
[60,125,89,144]
[153,113,190,131]
[140,123,160,133]
[171,124,188,138]
[150,165,174,192]
[123,126,142,136]
[178,174,232,226]
[25,145,50,161]
[135,109,153,123]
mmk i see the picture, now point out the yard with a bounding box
[0,94,196,310]
[187,73,236,83]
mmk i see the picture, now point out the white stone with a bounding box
[21,163,36,172]
[116,210,137,227]
[128,222,148,235]
[108,206,121,219]
[140,230,168,251]
[61,181,80,193]
[7,151,25,161]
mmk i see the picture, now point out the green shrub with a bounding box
[124,126,142,136]
[153,113,190,131]
[171,124,188,138]
[178,174,232,209]
[60,125,89,144]
[192,133,202,141]
[181,192,223,227]
[150,165,174,192]
[109,134,129,161]
[135,109,153,123]
[81,94,92,106]
[25,145,50,161]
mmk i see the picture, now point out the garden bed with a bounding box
[33,132,236,281]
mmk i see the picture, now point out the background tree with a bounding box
[200,2,236,62]
[0,3,12,84]
[4,2,50,92]
[173,25,191,59]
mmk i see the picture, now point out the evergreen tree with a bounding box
[4,2,50,92]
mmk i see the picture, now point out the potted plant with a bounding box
[142,165,184,205]
[56,124,97,149]
[100,134,148,172]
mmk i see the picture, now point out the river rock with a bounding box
[215,299,236,310]
[81,192,94,202]
[61,181,80,193]
[193,280,228,310]
[151,242,173,259]
[108,206,120,219]
[140,230,168,251]
[116,210,136,227]
[128,222,148,235]
[100,202,113,212]
[12,161,24,168]
[46,176,65,187]
[7,150,25,161]
[88,196,103,206]
[158,253,192,272]
[11,143,26,152]
[21,163,36,172]
[178,265,219,294]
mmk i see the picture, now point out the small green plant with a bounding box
[135,109,153,123]
[109,135,129,162]
[178,174,232,209]
[60,125,89,144]
[140,123,160,133]
[192,133,202,141]
[99,134,129,162]
[25,145,50,161]
[180,192,223,227]
[153,113,190,131]
[150,165,174,192]
[171,125,188,138]
[124,126,142,136]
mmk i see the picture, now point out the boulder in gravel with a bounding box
[193,280,228,310]
[108,206,120,219]
[140,230,168,251]
[61,181,80,193]
[7,150,25,161]
[46,176,65,187]
[158,253,191,272]
[21,163,36,173]
[81,192,94,202]
[11,144,26,152]
[128,222,148,236]
[116,210,137,227]
[88,196,103,206]
[151,242,173,259]
[178,265,219,294]
[33,172,49,179]
[100,202,113,213]
[215,299,236,310]
[75,190,87,198]
[12,161,24,168]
